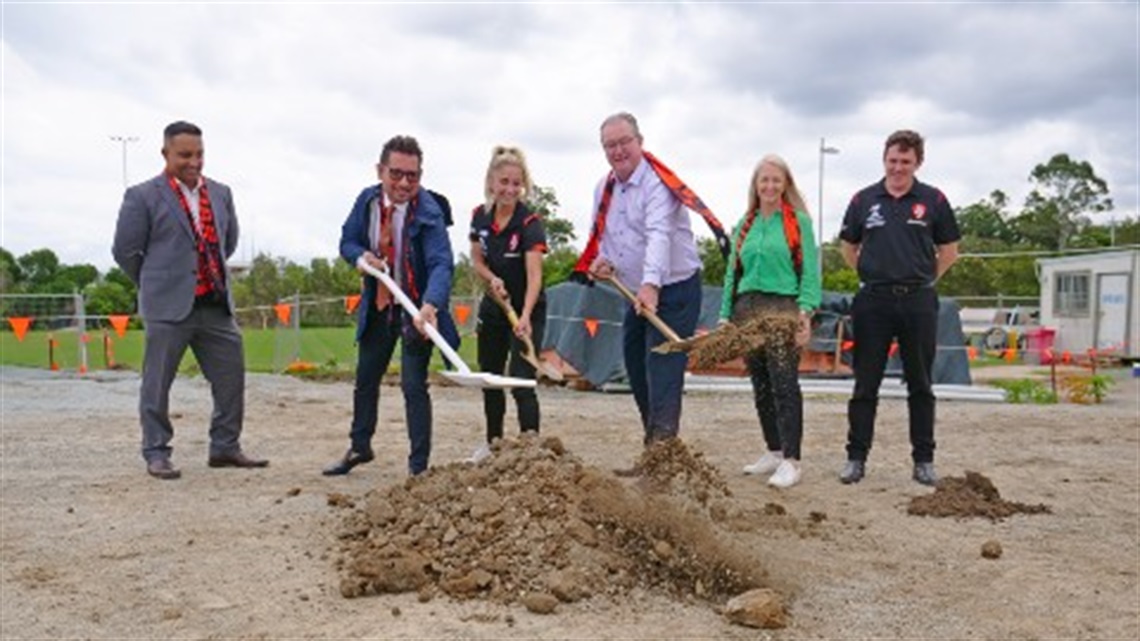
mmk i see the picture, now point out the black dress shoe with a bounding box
[322,449,374,476]
[839,460,865,485]
[913,462,938,486]
[147,459,182,480]
[208,452,269,468]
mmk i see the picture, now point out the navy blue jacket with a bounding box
[340,185,460,346]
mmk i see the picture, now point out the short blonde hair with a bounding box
[484,145,533,211]
[746,154,810,215]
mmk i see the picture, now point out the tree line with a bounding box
[2,153,1136,326]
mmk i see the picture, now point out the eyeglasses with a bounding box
[602,136,637,152]
[385,167,421,183]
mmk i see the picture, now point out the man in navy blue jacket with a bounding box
[323,135,459,477]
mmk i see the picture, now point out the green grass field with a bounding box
[0,326,478,374]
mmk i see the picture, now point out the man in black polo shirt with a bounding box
[837,129,961,486]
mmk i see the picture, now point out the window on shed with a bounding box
[1054,271,1090,317]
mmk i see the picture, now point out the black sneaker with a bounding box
[913,462,938,486]
[839,460,865,485]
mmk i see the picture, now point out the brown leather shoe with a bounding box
[147,459,182,480]
[208,452,269,468]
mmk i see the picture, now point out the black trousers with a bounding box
[733,293,803,460]
[846,285,939,463]
[476,311,544,442]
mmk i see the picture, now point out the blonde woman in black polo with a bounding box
[467,146,547,463]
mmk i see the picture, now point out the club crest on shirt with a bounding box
[912,203,927,220]
[865,204,886,229]
[509,233,520,252]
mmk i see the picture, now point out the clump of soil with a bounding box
[907,471,1052,521]
[689,313,799,371]
[332,435,766,608]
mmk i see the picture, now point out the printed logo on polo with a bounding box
[509,233,520,253]
[912,204,927,220]
[865,204,886,229]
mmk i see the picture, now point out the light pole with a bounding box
[109,135,139,189]
[817,137,840,274]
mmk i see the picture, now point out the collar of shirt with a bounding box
[874,177,922,200]
[176,177,203,228]
[617,156,650,190]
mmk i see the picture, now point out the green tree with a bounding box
[1012,153,1113,251]
[0,247,22,292]
[698,237,726,286]
[17,248,60,289]
[957,190,1016,244]
[528,185,576,251]
[85,279,135,316]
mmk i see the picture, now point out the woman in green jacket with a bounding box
[721,154,821,488]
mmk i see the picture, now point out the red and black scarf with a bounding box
[729,200,803,303]
[572,151,729,281]
[168,175,226,298]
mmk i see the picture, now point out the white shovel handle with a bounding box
[357,257,472,375]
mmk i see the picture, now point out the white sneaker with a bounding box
[768,460,802,488]
[466,443,492,464]
[742,451,784,475]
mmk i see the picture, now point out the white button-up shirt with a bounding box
[594,157,700,291]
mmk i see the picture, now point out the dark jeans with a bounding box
[846,285,939,463]
[350,304,434,475]
[733,293,803,460]
[476,307,544,442]
[622,271,702,443]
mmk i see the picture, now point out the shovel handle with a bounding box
[357,258,472,374]
[489,290,540,360]
[604,276,683,343]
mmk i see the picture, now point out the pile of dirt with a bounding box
[688,313,799,371]
[332,435,767,609]
[907,471,1052,521]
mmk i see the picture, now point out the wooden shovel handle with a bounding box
[603,276,682,343]
[489,290,540,360]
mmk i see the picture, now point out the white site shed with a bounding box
[1036,249,1140,358]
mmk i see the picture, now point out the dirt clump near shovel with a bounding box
[332,435,767,608]
[688,313,800,371]
[907,471,1052,521]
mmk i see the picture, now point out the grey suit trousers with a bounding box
[140,301,245,462]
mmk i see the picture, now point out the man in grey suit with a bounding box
[112,121,268,479]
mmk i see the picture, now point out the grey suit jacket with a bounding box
[112,174,239,322]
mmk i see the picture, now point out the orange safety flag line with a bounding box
[454,304,471,325]
[274,303,292,325]
[967,346,978,361]
[7,316,32,341]
[345,294,361,314]
[583,318,599,338]
[842,340,855,351]
[1004,347,1017,362]
[109,315,130,338]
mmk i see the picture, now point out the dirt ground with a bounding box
[1,364,1137,639]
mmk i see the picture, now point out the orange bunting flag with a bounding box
[888,342,899,358]
[274,303,292,325]
[841,340,855,351]
[584,318,599,338]
[1061,350,1072,364]
[967,346,978,361]
[7,317,32,342]
[1004,347,1017,362]
[345,294,361,314]
[109,315,130,338]
[454,304,471,325]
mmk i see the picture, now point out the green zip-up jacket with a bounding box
[719,208,822,320]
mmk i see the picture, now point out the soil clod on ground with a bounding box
[334,435,767,609]
[907,471,1052,521]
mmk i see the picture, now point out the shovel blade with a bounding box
[440,371,536,389]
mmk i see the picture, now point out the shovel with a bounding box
[357,258,535,389]
[602,275,683,343]
[488,291,565,383]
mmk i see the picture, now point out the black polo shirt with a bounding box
[469,202,547,323]
[839,178,960,287]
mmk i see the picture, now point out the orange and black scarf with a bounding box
[572,152,729,281]
[167,175,226,298]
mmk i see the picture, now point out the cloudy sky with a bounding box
[2,1,1137,272]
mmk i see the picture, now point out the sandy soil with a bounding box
[1,365,1137,639]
